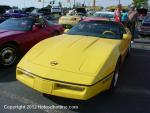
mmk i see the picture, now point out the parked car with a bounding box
[58,14,82,28]
[137,8,148,21]
[58,8,87,28]
[138,14,150,36]
[30,8,43,17]
[0,16,9,23]
[4,9,28,18]
[29,8,52,20]
[23,7,35,14]
[83,17,110,21]
[16,19,131,100]
[0,17,64,67]
[76,7,86,14]
[0,5,11,14]
[92,11,115,21]
[87,10,96,16]
[51,5,62,15]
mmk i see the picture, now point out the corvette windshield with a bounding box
[0,18,34,31]
[67,21,121,39]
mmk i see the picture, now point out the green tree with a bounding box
[133,0,148,8]
[12,6,18,9]
[46,4,52,9]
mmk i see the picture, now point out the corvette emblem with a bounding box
[50,61,58,66]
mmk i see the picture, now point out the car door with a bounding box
[20,19,55,52]
[120,26,131,57]
[40,20,55,38]
[20,22,48,52]
[27,20,54,46]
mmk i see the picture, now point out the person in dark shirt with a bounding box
[128,5,138,42]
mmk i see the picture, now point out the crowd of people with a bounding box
[114,4,138,41]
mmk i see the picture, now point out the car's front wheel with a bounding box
[0,44,20,67]
[109,60,121,92]
[127,41,131,57]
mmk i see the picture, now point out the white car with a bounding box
[51,5,62,15]
[93,11,115,21]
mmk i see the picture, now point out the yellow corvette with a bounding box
[58,15,82,28]
[16,20,132,100]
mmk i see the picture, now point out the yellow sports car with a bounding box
[16,20,132,100]
[58,15,82,28]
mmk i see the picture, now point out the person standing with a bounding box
[114,4,122,23]
[122,9,128,26]
[128,5,138,41]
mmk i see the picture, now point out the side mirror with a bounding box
[123,34,128,39]
[64,29,69,33]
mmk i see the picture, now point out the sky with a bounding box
[0,0,148,9]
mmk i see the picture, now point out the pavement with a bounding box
[0,37,150,113]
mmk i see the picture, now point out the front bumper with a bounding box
[16,67,113,100]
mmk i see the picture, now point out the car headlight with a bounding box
[17,68,34,78]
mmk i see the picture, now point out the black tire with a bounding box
[140,34,146,38]
[0,44,20,67]
[108,60,121,93]
[127,41,131,57]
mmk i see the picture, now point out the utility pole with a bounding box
[38,0,45,8]
[24,0,26,8]
[119,0,121,4]
[93,0,96,11]
[74,0,76,8]
[43,0,44,8]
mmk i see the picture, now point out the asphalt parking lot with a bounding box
[0,36,150,113]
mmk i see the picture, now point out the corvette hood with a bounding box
[0,29,24,38]
[24,34,121,75]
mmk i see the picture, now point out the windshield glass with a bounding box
[66,21,121,39]
[47,20,57,25]
[0,18,34,31]
[93,13,114,18]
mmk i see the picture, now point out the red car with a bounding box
[0,17,64,67]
